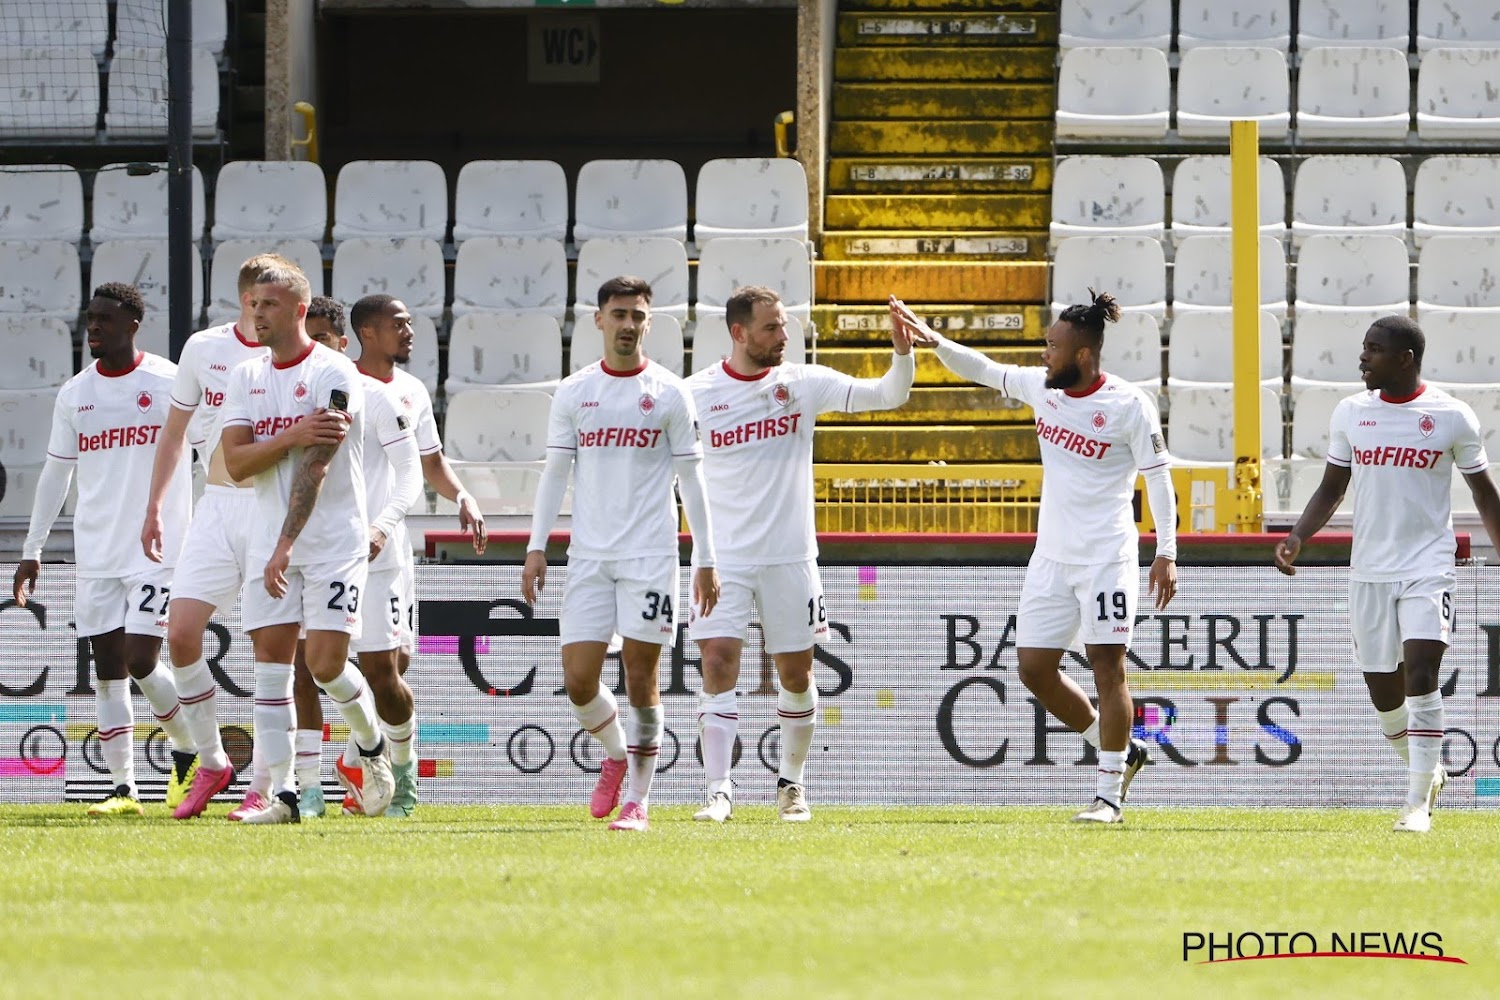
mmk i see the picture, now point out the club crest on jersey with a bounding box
[639,393,655,416]
[293,381,309,402]
[135,391,153,413]
[1092,411,1106,431]
[1419,414,1436,438]
[772,383,792,407]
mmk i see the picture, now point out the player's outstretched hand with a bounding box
[280,408,348,449]
[368,526,387,562]
[521,550,546,605]
[1273,535,1301,576]
[458,494,487,555]
[12,560,39,607]
[693,566,721,619]
[141,511,164,563]
[1147,556,1177,610]
[264,548,291,599]
[889,296,939,346]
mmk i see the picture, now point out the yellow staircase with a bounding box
[813,0,1057,517]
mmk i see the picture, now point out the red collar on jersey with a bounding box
[273,340,318,370]
[1379,384,1428,405]
[1063,374,1106,398]
[96,351,145,378]
[357,365,394,384]
[721,360,772,382]
[601,360,648,377]
[232,324,260,349]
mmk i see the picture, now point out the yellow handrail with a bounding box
[773,111,795,157]
[291,101,319,164]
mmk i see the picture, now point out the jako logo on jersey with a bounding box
[1035,418,1113,459]
[76,404,94,413]
[709,403,731,412]
[250,388,267,395]
[709,413,802,448]
[136,391,153,413]
[772,384,791,407]
[252,415,304,437]
[1092,410,1106,431]
[1419,414,1436,438]
[1358,420,1377,427]
[78,424,162,451]
[293,381,309,402]
[639,393,655,415]
[579,401,599,409]
[209,363,228,372]
[577,427,663,448]
[1353,445,1443,469]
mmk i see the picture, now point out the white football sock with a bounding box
[380,717,416,766]
[1096,749,1127,807]
[625,705,662,807]
[777,686,818,785]
[571,688,627,760]
[134,662,193,754]
[1081,717,1101,749]
[698,689,738,796]
[318,664,382,752]
[95,678,135,796]
[1405,690,1444,809]
[174,657,227,770]
[1376,704,1410,763]
[295,728,322,792]
[253,662,296,796]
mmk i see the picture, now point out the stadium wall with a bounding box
[4,563,1500,809]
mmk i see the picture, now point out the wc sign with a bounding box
[529,14,601,83]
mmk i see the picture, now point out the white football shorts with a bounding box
[560,554,678,646]
[241,552,368,636]
[1349,574,1455,672]
[352,560,414,654]
[170,486,256,609]
[1017,554,1140,649]
[688,560,829,654]
[74,567,175,639]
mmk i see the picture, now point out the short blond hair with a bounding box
[253,264,313,305]
[237,253,298,295]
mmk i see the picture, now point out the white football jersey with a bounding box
[167,321,267,473]
[359,370,419,573]
[46,352,192,577]
[546,360,702,560]
[1328,385,1488,582]
[220,342,368,565]
[380,366,442,457]
[687,360,866,565]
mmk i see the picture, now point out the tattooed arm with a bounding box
[263,441,341,598]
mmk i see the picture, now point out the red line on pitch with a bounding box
[1201,952,1467,966]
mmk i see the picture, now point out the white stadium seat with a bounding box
[573,237,690,325]
[1416,0,1500,51]
[1413,156,1500,247]
[5,1,110,56]
[395,313,439,396]
[1166,311,1281,385]
[1166,384,1283,462]
[1169,156,1287,246]
[693,158,810,243]
[1417,48,1500,141]
[1289,310,1388,387]
[1288,384,1351,459]
[332,160,448,242]
[115,0,228,55]
[1293,235,1410,314]
[1416,236,1500,317]
[0,49,99,139]
[1051,236,1166,320]
[89,163,206,243]
[1449,387,1500,458]
[444,313,563,394]
[694,237,814,329]
[1171,236,1288,321]
[690,314,806,375]
[450,237,568,324]
[435,461,562,517]
[0,166,84,244]
[104,47,220,139]
[1055,47,1170,139]
[1175,47,1290,140]
[331,238,446,320]
[1297,0,1411,50]
[442,388,554,463]
[1269,455,1350,514]
[1295,47,1411,140]
[452,160,568,243]
[0,241,81,321]
[1424,310,1500,386]
[570,313,685,377]
[0,317,74,389]
[0,387,62,517]
[210,160,328,243]
[1058,0,1172,51]
[1177,0,1290,51]
[91,239,204,355]
[1049,156,1165,247]
[1103,311,1161,385]
[573,159,688,243]
[1290,156,1408,248]
[207,238,325,322]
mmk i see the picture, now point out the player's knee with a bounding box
[1016,657,1056,690]
[165,625,201,666]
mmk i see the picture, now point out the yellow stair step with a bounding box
[828,157,1052,194]
[833,82,1056,120]
[816,344,1043,383]
[812,304,1049,343]
[816,261,1048,304]
[841,0,1057,12]
[836,45,1056,82]
[831,120,1054,156]
[814,425,1040,463]
[838,11,1057,46]
[814,501,1040,534]
[820,386,1031,424]
[821,230,1046,261]
[825,193,1050,230]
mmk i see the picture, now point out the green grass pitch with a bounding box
[0,805,1493,999]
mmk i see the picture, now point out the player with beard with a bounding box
[892,290,1178,824]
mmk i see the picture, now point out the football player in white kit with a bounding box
[13,284,196,815]
[522,275,720,832]
[218,263,395,823]
[1276,316,1500,833]
[685,286,915,823]
[141,253,344,821]
[893,291,1178,825]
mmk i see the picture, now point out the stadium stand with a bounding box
[210,160,328,243]
[450,237,569,324]
[1176,0,1290,51]
[452,160,569,244]
[1169,156,1287,246]
[0,49,101,139]
[0,241,82,321]
[1103,311,1162,386]
[442,388,553,463]
[1423,310,1500,387]
[1048,156,1165,247]
[89,163,207,243]
[116,0,228,56]
[573,237,690,325]
[1288,310,1387,390]
[1294,47,1411,140]
[1054,47,1170,139]
[91,239,204,355]
[0,317,74,389]
[1167,311,1283,386]
[695,237,814,330]
[1293,235,1410,314]
[1296,0,1411,49]
[332,160,448,242]
[1289,156,1407,248]
[1413,156,1500,246]
[1164,384,1283,463]
[1058,0,1172,52]
[208,238,326,321]
[443,313,564,394]
[1416,236,1500,318]
[104,47,220,139]
[1416,48,1500,140]
[3,0,111,56]
[1050,235,1166,320]
[0,387,62,517]
[0,166,85,244]
[1171,235,1289,321]
[1175,47,1291,139]
[693,157,811,244]
[1416,0,1500,50]
[572,158,689,244]
[330,237,446,319]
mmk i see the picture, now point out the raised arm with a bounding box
[221,410,349,483]
[890,295,1016,393]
